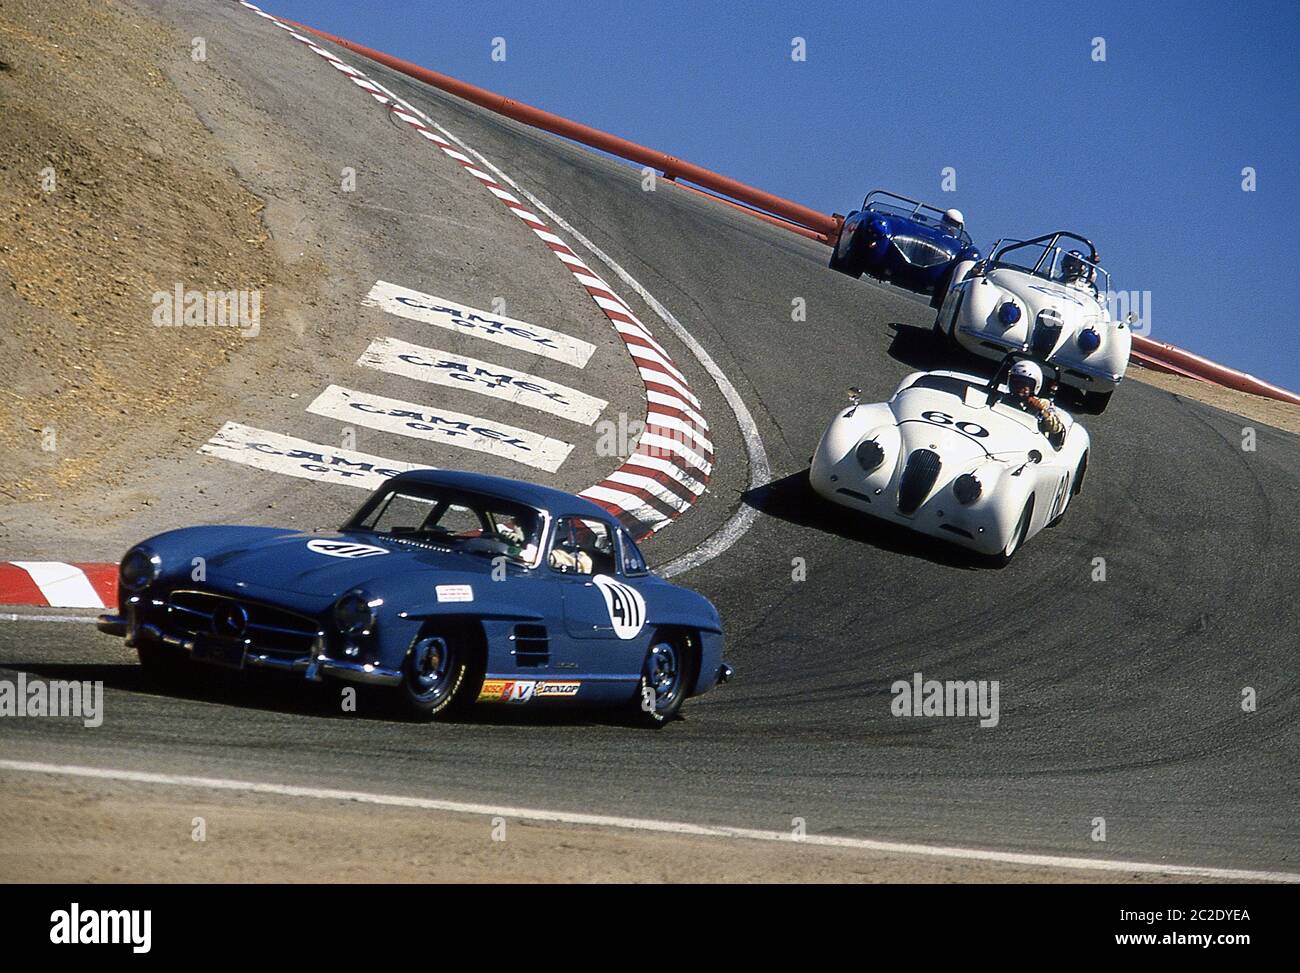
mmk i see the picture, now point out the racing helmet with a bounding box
[1061,249,1094,283]
[1008,360,1043,397]
[942,208,965,231]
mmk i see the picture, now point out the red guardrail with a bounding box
[284,16,1299,408]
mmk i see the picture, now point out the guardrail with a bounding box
[283,16,1300,408]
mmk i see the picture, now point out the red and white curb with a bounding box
[234,0,712,532]
[0,3,716,609]
[0,562,117,609]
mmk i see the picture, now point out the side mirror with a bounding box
[847,387,862,406]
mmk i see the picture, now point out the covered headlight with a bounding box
[997,302,1021,326]
[333,589,381,635]
[1078,327,1101,353]
[120,547,161,591]
[854,438,885,472]
[953,473,982,505]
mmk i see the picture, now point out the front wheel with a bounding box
[632,634,693,727]
[828,221,862,278]
[397,628,479,719]
[992,499,1033,567]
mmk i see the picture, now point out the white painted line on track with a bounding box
[362,281,596,369]
[306,385,574,474]
[2,758,1293,883]
[200,421,430,490]
[358,336,607,425]
[0,614,98,624]
[420,124,772,573]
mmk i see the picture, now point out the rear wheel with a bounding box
[397,624,482,719]
[1083,389,1114,414]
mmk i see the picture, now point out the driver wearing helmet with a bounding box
[1007,360,1066,448]
[1060,249,1097,294]
[941,208,965,237]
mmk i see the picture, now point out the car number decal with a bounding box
[593,575,647,640]
[920,410,990,438]
[306,539,389,559]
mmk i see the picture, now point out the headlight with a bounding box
[333,589,380,635]
[1078,327,1101,353]
[120,547,161,591]
[855,439,885,472]
[953,473,982,505]
[997,302,1021,326]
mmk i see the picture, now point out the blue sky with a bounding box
[260,0,1300,390]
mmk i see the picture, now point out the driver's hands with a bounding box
[498,522,525,545]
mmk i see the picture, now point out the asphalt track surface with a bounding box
[2,0,1297,873]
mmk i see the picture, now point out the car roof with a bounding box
[384,468,614,522]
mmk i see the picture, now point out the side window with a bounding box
[548,517,614,576]
[618,528,648,576]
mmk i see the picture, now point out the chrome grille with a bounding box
[166,590,319,661]
[897,449,942,515]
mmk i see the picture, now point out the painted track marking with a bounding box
[306,385,574,474]
[358,336,607,425]
[1,759,1293,883]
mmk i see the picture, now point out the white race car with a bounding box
[933,232,1130,413]
[809,356,1090,563]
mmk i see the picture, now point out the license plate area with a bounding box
[191,637,247,669]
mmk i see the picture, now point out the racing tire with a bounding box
[396,623,483,720]
[992,499,1033,567]
[1071,451,1088,497]
[136,641,192,682]
[929,269,954,310]
[631,632,695,728]
[828,221,863,278]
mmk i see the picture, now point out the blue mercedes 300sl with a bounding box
[829,189,981,306]
[97,469,730,725]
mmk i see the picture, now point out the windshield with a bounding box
[863,192,971,244]
[345,485,544,565]
[990,239,1110,293]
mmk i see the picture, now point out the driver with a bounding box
[941,208,965,237]
[1007,360,1066,448]
[1060,249,1096,293]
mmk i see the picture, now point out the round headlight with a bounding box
[120,547,161,591]
[1078,327,1101,353]
[333,590,379,635]
[855,438,885,472]
[953,473,982,505]
[997,302,1021,326]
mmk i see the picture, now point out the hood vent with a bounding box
[897,449,942,515]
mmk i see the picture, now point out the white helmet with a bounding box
[1008,360,1043,396]
[942,208,964,229]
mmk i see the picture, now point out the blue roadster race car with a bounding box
[97,469,730,725]
[829,189,981,306]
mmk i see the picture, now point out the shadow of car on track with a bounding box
[9,661,669,730]
[885,321,991,376]
[743,470,994,570]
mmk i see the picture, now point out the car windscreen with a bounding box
[346,486,543,564]
[907,374,982,399]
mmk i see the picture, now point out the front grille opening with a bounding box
[897,449,942,515]
[166,590,318,661]
[512,624,550,667]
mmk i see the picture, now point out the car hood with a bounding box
[178,528,492,599]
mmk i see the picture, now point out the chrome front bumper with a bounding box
[97,613,403,687]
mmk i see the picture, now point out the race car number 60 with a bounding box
[921,410,990,438]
